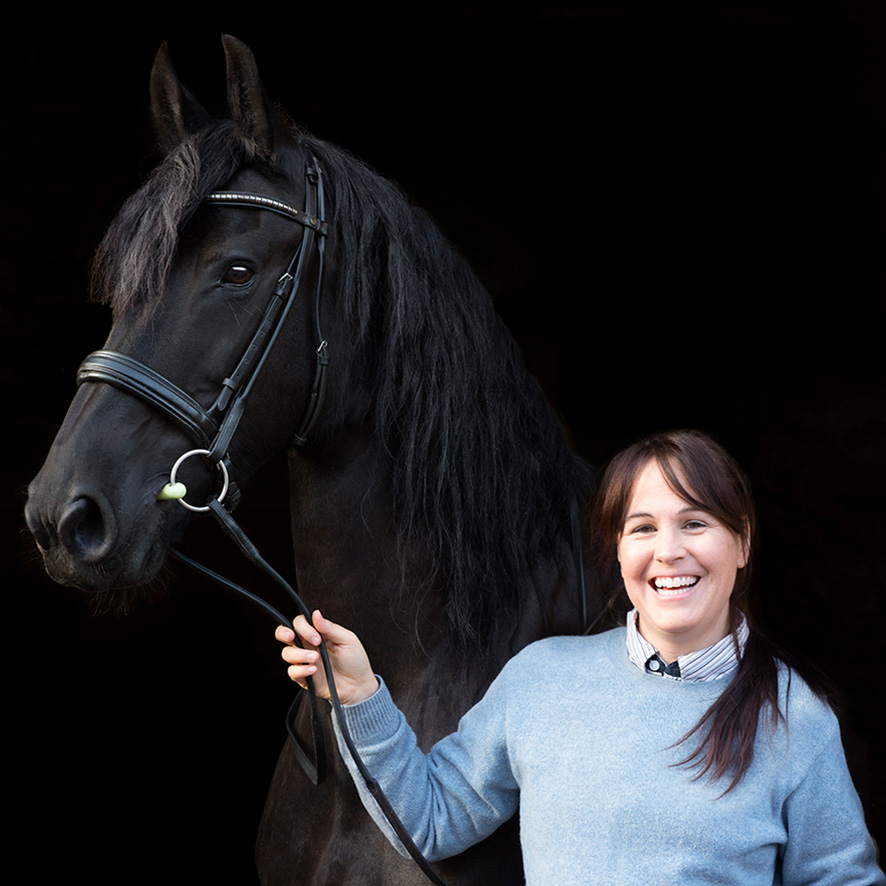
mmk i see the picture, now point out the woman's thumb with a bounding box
[313,610,342,640]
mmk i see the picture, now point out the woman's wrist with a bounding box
[345,675,381,706]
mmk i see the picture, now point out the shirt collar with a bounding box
[625,608,748,682]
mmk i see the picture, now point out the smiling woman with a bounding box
[592,429,802,788]
[275,429,886,884]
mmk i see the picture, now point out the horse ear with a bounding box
[222,34,285,162]
[149,42,212,153]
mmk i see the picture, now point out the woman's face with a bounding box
[616,459,748,663]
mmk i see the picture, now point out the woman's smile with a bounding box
[651,575,700,594]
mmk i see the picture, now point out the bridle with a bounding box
[74,157,453,886]
[78,159,330,510]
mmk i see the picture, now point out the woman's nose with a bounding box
[654,527,685,562]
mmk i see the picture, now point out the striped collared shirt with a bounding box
[625,608,748,682]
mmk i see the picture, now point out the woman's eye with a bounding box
[221,265,254,286]
[684,520,707,531]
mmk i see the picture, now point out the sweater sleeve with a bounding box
[780,725,885,886]
[330,673,519,861]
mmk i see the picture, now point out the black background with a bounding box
[6,4,884,882]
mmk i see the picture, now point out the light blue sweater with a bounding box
[334,627,884,885]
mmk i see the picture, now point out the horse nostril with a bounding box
[26,508,56,553]
[57,495,116,565]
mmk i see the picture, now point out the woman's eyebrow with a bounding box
[624,506,707,521]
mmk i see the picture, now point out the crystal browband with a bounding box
[205,191,328,233]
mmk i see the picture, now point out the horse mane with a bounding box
[91,120,590,648]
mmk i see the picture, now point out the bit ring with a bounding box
[168,449,230,512]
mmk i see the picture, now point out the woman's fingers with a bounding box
[276,615,326,692]
[280,645,319,667]
[292,613,323,646]
[281,642,325,692]
[275,615,323,650]
[274,624,295,644]
[284,655,320,690]
[274,610,378,705]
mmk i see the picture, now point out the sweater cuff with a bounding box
[338,676,401,744]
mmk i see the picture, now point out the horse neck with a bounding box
[284,432,588,700]
[284,436,433,636]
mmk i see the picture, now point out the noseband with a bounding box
[74,157,451,886]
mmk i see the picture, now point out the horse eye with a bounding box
[221,265,254,286]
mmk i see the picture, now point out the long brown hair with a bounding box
[590,429,832,793]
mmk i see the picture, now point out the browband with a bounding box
[205,191,328,234]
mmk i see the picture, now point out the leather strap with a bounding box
[78,350,217,448]
[205,191,328,234]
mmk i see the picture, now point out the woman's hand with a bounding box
[275,610,379,706]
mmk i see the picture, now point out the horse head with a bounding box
[28,34,592,658]
[25,37,335,599]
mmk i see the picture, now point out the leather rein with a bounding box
[75,158,453,886]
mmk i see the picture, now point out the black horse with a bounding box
[26,36,599,885]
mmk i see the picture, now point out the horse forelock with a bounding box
[90,122,250,317]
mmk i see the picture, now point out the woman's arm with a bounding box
[276,612,520,860]
[780,724,885,885]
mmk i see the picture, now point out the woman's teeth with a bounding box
[653,576,699,595]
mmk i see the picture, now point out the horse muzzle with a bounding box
[24,431,196,592]
[26,479,164,590]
